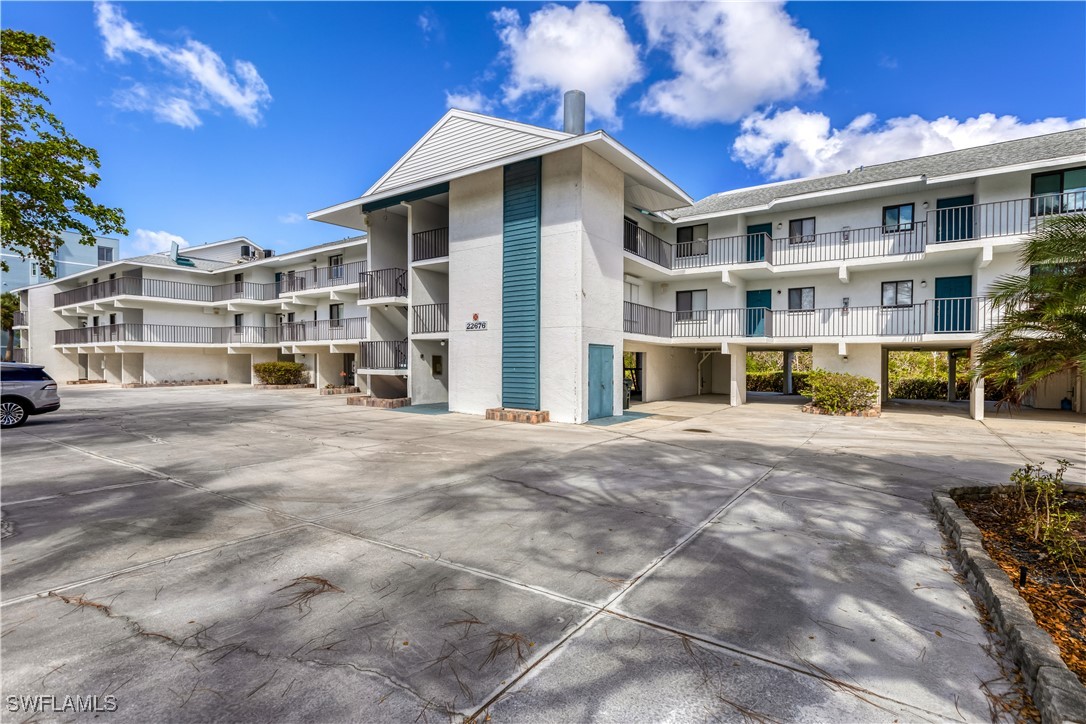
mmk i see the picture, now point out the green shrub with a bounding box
[747,370,811,394]
[889,376,1010,401]
[807,369,878,414]
[252,361,307,385]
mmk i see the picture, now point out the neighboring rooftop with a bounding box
[669,128,1086,219]
[123,253,236,272]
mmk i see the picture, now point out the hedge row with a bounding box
[808,370,879,413]
[746,370,812,394]
[889,376,1010,401]
[252,361,308,385]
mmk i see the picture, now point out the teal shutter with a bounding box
[502,158,541,409]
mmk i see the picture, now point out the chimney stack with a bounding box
[563,90,585,135]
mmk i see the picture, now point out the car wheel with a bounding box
[0,399,28,428]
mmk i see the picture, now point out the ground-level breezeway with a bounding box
[4,385,1084,720]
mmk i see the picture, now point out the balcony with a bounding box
[13,311,27,327]
[53,277,279,307]
[927,190,1086,244]
[56,324,283,346]
[623,298,1001,340]
[412,227,449,262]
[279,260,367,293]
[359,268,408,300]
[624,192,1086,271]
[279,317,367,342]
[411,303,449,334]
[359,339,408,370]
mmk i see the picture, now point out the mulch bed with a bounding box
[957,491,1086,686]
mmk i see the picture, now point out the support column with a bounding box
[947,352,957,402]
[729,344,747,406]
[783,350,794,395]
[969,344,985,420]
[881,347,890,403]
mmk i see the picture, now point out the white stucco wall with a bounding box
[448,167,504,416]
[812,342,883,403]
[410,339,449,404]
[624,341,699,402]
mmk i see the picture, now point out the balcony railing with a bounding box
[412,303,449,334]
[359,339,408,370]
[54,276,278,307]
[279,260,367,293]
[625,193,1086,270]
[279,317,367,342]
[623,298,1002,340]
[13,311,27,327]
[413,227,449,262]
[55,324,281,345]
[927,191,1086,243]
[359,268,408,300]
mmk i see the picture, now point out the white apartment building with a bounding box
[16,99,1085,422]
[16,236,369,386]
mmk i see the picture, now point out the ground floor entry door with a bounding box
[588,344,614,420]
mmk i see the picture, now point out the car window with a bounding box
[1,367,52,382]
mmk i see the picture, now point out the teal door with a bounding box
[935,195,975,242]
[588,344,614,420]
[934,276,973,332]
[746,223,772,262]
[746,289,771,336]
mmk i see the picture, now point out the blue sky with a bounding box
[4,1,1084,257]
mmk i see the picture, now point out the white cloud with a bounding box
[127,229,189,256]
[639,1,823,125]
[492,2,643,127]
[95,1,271,127]
[444,90,494,114]
[733,109,1086,180]
[418,9,442,42]
[277,212,304,224]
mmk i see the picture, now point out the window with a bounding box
[788,218,815,244]
[329,254,344,280]
[108,313,117,325]
[881,280,913,306]
[676,224,709,257]
[97,246,113,264]
[286,312,295,324]
[882,203,914,233]
[676,289,707,321]
[240,244,252,258]
[234,313,244,332]
[788,287,815,311]
[1031,166,1086,216]
[329,303,343,328]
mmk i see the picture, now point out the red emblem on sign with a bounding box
[472,313,479,321]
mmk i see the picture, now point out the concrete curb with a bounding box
[933,484,1086,724]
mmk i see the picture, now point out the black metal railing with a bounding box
[928,191,1086,244]
[412,303,449,334]
[54,276,279,306]
[359,268,408,299]
[624,297,1002,340]
[413,227,449,262]
[279,317,367,342]
[56,324,283,345]
[279,260,368,293]
[359,339,408,370]
[624,220,673,269]
[13,311,27,327]
[212,281,278,301]
[768,222,927,265]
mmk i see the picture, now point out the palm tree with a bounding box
[1,291,18,362]
[976,212,1086,407]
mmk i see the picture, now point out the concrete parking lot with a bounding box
[2,386,1083,722]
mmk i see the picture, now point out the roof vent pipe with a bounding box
[563,90,585,135]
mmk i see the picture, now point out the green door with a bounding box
[746,289,771,336]
[934,276,972,332]
[746,223,772,262]
[588,344,614,420]
[935,196,975,242]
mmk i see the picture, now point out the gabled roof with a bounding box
[669,128,1086,219]
[365,110,573,198]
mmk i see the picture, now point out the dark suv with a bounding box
[1,363,61,428]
